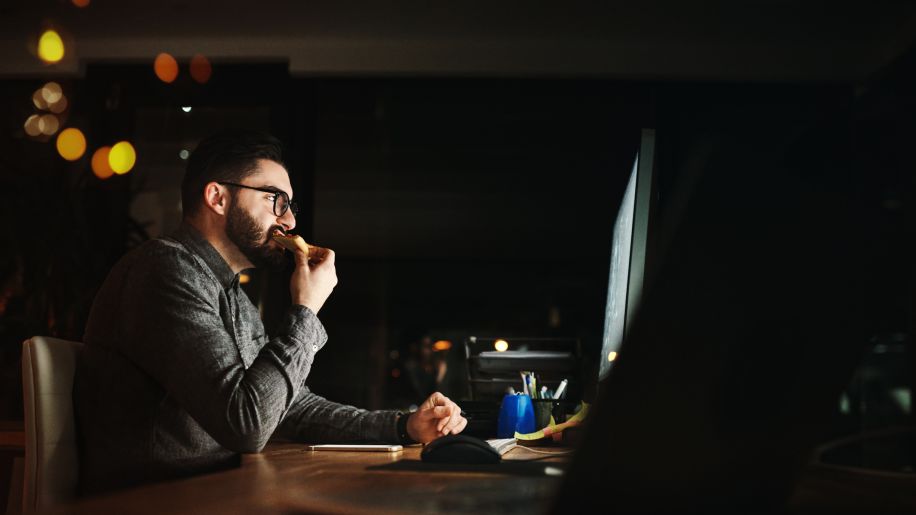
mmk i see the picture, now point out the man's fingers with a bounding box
[440,413,466,436]
[421,392,449,410]
[308,248,335,268]
[432,405,454,432]
[433,405,464,433]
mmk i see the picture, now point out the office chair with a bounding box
[21,336,84,514]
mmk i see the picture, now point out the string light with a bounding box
[189,54,211,84]
[49,95,68,114]
[32,90,48,110]
[40,82,63,104]
[91,147,114,179]
[38,30,65,63]
[154,53,178,83]
[23,115,42,137]
[56,128,87,161]
[38,114,59,135]
[109,141,136,174]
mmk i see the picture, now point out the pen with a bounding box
[530,374,537,399]
[553,379,568,400]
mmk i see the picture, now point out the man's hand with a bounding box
[290,246,337,314]
[406,392,467,444]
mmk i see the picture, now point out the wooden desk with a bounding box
[49,443,569,514]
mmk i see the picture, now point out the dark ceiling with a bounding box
[1,0,915,80]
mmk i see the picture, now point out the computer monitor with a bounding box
[599,128,655,381]
[554,116,875,513]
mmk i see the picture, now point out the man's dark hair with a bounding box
[181,130,285,218]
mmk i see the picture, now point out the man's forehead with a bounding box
[251,159,293,196]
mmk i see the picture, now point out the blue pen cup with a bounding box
[497,393,535,438]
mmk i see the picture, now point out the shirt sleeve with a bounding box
[273,386,401,444]
[118,245,326,453]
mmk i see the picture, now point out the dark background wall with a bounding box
[1,1,915,440]
[0,69,649,414]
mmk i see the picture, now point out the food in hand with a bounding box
[271,231,329,263]
[271,231,311,255]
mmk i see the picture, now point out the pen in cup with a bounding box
[553,378,568,400]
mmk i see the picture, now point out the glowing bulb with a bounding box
[91,146,114,179]
[189,54,212,84]
[41,82,63,103]
[178,149,189,160]
[608,351,618,362]
[32,90,49,110]
[38,114,59,135]
[38,30,65,63]
[181,106,192,113]
[494,339,509,352]
[56,128,87,161]
[109,141,136,174]
[24,115,42,136]
[153,53,178,83]
[49,95,68,114]
[433,340,452,351]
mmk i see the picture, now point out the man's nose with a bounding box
[279,209,296,232]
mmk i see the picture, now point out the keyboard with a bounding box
[486,438,517,455]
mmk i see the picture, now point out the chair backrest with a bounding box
[21,336,84,514]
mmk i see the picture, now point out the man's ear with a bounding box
[203,182,229,216]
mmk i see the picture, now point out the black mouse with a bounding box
[420,434,501,464]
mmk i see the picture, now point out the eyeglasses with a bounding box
[218,182,299,217]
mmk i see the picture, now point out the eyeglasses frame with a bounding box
[217,182,299,217]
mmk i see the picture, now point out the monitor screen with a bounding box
[599,128,655,381]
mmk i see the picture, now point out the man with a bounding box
[75,130,466,494]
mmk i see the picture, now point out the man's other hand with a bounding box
[406,392,467,443]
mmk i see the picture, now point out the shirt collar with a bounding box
[170,222,240,291]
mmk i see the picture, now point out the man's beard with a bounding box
[225,203,286,269]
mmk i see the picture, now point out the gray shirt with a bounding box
[75,223,400,494]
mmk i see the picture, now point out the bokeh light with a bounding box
[32,90,48,110]
[49,95,68,114]
[24,115,41,137]
[38,30,65,63]
[494,339,509,352]
[189,54,212,84]
[72,0,90,7]
[239,273,250,284]
[41,82,63,103]
[109,141,136,174]
[38,114,59,135]
[154,53,179,83]
[91,147,114,179]
[178,149,189,160]
[56,128,87,161]
[433,340,452,351]
[608,351,618,362]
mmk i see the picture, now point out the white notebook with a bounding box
[486,438,517,455]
